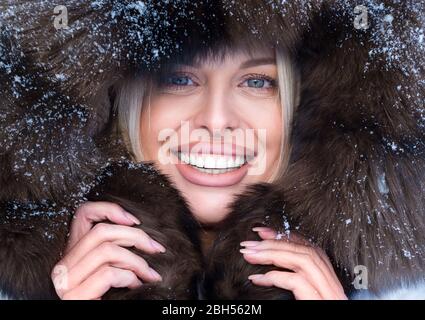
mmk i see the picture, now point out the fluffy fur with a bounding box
[203,0,425,298]
[0,0,227,201]
[0,0,220,299]
[200,184,295,300]
[0,0,424,300]
[0,161,204,300]
[88,162,203,300]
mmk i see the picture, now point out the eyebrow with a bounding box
[239,57,276,69]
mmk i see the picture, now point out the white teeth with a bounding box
[204,155,215,169]
[176,151,252,174]
[227,157,235,168]
[235,156,244,166]
[181,153,189,164]
[195,167,236,174]
[216,157,227,169]
[196,156,204,168]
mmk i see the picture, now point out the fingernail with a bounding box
[240,241,261,247]
[248,274,263,280]
[149,268,162,281]
[124,211,141,225]
[240,248,258,255]
[252,227,272,233]
[150,239,166,253]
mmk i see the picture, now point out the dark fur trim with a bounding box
[203,0,425,297]
[88,162,203,300]
[0,0,424,299]
[0,200,71,299]
[200,184,294,300]
[0,1,226,201]
[281,0,425,292]
[0,28,104,201]
[0,161,203,299]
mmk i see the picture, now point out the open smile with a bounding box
[171,144,256,187]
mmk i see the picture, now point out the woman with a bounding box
[52,45,347,300]
[1,1,424,299]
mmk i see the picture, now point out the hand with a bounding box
[51,201,166,300]
[240,227,347,300]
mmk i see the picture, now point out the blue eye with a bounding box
[242,75,276,90]
[166,75,194,86]
[247,79,266,88]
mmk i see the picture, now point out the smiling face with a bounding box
[139,49,283,225]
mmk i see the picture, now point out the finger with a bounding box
[241,238,341,293]
[241,239,316,255]
[313,247,337,277]
[63,223,165,269]
[68,202,141,251]
[240,248,339,299]
[280,231,338,273]
[279,233,340,282]
[248,271,322,300]
[62,266,143,300]
[64,243,162,292]
[252,227,278,240]
[249,230,345,297]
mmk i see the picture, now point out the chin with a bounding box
[163,165,259,225]
[192,209,230,226]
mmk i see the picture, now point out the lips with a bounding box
[171,142,256,187]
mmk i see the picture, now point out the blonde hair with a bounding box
[115,48,299,182]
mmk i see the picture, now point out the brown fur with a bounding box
[200,184,295,300]
[202,0,425,298]
[1,0,424,299]
[88,162,203,300]
[0,161,204,300]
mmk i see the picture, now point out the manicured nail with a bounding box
[124,211,141,225]
[149,268,162,281]
[248,274,263,280]
[150,239,166,253]
[252,227,272,233]
[240,241,261,248]
[240,248,258,255]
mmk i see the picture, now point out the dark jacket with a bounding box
[0,1,424,299]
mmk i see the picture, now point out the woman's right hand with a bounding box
[51,201,166,300]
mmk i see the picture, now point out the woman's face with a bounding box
[140,49,282,225]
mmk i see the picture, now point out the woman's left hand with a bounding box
[240,227,348,300]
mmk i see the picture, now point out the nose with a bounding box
[192,85,240,136]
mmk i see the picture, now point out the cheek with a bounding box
[267,108,283,152]
[242,99,282,153]
[140,97,194,161]
[139,112,155,161]
[251,105,283,180]
[139,104,169,161]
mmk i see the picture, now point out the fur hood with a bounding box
[0,0,424,298]
[0,0,227,202]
